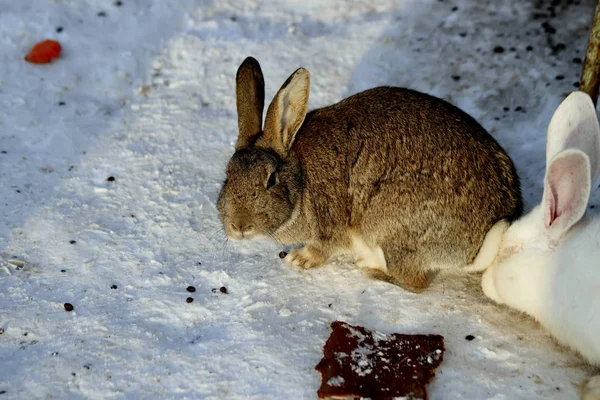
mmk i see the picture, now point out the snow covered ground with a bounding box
[1,0,598,398]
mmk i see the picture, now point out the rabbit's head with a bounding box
[495,92,600,264]
[217,57,310,240]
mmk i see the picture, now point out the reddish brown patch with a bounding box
[315,321,445,400]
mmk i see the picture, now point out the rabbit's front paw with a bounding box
[583,376,600,400]
[285,246,326,269]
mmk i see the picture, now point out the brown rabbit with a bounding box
[217,57,522,291]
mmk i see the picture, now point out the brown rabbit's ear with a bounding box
[235,57,265,150]
[259,68,310,157]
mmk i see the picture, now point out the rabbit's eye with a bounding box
[266,172,278,189]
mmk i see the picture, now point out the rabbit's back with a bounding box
[293,87,522,268]
[548,220,600,365]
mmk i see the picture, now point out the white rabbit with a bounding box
[482,91,600,400]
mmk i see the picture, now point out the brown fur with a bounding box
[217,57,523,291]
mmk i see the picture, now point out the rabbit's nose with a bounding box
[230,220,254,236]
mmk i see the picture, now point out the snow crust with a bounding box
[1,0,598,398]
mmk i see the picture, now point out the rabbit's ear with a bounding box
[259,68,310,157]
[542,149,591,242]
[235,57,265,150]
[546,91,600,183]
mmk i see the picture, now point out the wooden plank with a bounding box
[580,1,600,106]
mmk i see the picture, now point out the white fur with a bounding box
[483,213,600,365]
[482,92,600,395]
[350,234,388,273]
[546,92,600,176]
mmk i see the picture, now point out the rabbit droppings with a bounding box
[482,92,600,400]
[218,57,522,292]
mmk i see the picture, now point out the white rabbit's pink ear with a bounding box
[546,91,600,183]
[259,68,310,157]
[542,149,591,241]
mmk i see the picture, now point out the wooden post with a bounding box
[580,0,600,106]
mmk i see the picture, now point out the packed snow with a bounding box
[1,0,599,399]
